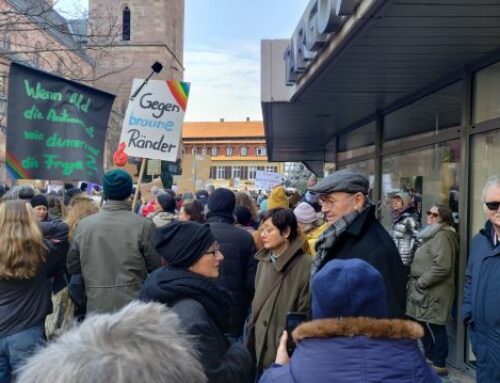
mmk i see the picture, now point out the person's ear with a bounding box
[283,227,291,240]
[353,192,365,209]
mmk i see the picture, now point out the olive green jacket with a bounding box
[406,224,458,325]
[250,237,311,370]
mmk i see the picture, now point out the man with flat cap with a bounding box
[310,169,407,318]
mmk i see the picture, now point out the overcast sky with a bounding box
[54,0,309,122]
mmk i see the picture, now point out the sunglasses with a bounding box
[484,201,500,211]
[426,211,439,219]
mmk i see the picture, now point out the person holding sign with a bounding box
[67,169,160,314]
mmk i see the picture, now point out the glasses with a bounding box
[204,243,220,256]
[485,201,500,211]
[426,211,439,219]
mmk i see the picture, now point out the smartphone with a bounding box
[286,312,308,355]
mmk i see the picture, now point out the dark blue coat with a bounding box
[259,318,440,383]
[462,221,500,383]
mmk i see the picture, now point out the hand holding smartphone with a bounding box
[285,312,308,356]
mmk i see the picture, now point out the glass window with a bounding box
[201,147,207,155]
[265,165,275,172]
[338,122,375,161]
[474,61,500,124]
[381,141,461,231]
[257,146,267,156]
[123,6,131,41]
[248,166,257,179]
[211,146,218,156]
[232,166,241,178]
[226,146,233,156]
[216,166,225,180]
[384,82,462,149]
[241,146,248,156]
[465,130,500,366]
[191,146,197,155]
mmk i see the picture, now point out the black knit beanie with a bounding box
[207,188,235,214]
[30,194,49,209]
[155,221,215,268]
[157,193,176,213]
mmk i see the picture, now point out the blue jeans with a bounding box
[0,325,45,382]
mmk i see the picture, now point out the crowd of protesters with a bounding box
[0,169,499,382]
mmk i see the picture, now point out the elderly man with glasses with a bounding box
[308,169,407,318]
[462,175,500,383]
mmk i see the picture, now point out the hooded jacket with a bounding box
[390,209,420,266]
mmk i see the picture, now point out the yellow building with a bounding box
[181,120,284,191]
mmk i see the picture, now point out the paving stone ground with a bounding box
[441,366,475,383]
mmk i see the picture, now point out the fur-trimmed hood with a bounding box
[293,317,424,342]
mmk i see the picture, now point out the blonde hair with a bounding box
[0,200,47,280]
[65,195,99,240]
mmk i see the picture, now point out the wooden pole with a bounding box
[131,158,146,212]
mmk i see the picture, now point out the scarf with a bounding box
[417,223,444,241]
[312,204,370,277]
[140,267,232,332]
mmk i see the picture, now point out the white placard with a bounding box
[255,170,282,191]
[119,79,190,162]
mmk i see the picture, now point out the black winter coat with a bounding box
[140,267,254,383]
[206,214,257,338]
[319,206,407,318]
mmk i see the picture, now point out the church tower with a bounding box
[87,0,185,164]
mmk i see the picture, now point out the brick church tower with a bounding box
[87,0,185,165]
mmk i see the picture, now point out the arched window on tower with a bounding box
[123,6,131,41]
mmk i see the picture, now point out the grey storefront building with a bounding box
[261,0,500,374]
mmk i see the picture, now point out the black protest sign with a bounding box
[6,62,115,182]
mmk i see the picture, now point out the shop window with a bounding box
[240,146,248,156]
[256,146,267,156]
[123,6,131,41]
[226,146,233,156]
[384,82,462,148]
[338,122,375,161]
[381,140,461,230]
[211,146,218,156]
[474,61,500,124]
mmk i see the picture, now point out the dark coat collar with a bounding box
[255,237,305,272]
[293,317,423,342]
[344,205,376,237]
[206,212,235,224]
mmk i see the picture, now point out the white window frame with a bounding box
[216,166,225,179]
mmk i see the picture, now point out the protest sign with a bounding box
[6,62,115,182]
[119,79,190,162]
[255,170,283,191]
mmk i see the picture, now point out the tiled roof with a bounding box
[183,121,265,138]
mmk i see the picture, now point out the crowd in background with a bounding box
[0,169,499,382]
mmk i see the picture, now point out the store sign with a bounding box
[284,0,358,84]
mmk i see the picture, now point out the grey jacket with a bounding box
[390,211,420,266]
[67,200,160,313]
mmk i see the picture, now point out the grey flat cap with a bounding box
[309,169,369,195]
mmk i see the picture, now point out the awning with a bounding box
[262,0,500,163]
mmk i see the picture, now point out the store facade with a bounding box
[261,0,500,373]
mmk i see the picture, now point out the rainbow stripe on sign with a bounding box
[167,81,190,112]
[6,151,31,179]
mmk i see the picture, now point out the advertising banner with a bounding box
[255,170,283,191]
[119,79,190,162]
[6,62,115,182]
